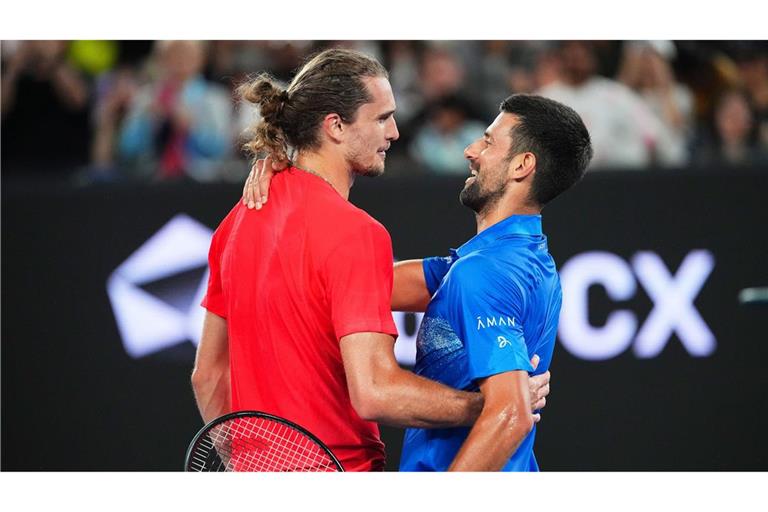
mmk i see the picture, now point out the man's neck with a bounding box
[475,201,541,234]
[294,152,353,200]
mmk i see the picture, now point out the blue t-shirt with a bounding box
[399,215,561,471]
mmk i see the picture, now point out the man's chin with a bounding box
[358,164,385,178]
[459,182,484,213]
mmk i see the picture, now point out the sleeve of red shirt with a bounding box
[323,220,399,341]
[200,209,234,319]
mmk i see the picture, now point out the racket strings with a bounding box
[189,416,339,472]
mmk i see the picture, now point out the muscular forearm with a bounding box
[191,365,231,424]
[192,311,231,424]
[360,367,483,429]
[448,371,534,471]
[448,404,532,471]
[342,332,483,429]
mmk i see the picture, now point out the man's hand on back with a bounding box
[243,156,288,210]
[528,354,550,415]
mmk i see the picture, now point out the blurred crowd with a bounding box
[2,40,767,185]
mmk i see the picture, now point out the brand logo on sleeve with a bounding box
[497,336,512,348]
[476,315,517,330]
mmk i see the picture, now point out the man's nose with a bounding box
[387,118,400,141]
[464,143,476,160]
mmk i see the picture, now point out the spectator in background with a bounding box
[538,41,682,170]
[397,46,468,146]
[501,43,562,96]
[383,41,424,128]
[420,46,466,103]
[116,40,233,182]
[733,45,768,151]
[1,41,91,177]
[84,41,154,182]
[618,41,694,166]
[472,41,546,118]
[409,95,487,175]
[693,89,768,168]
[89,66,140,181]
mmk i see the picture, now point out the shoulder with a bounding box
[336,207,392,252]
[303,188,392,261]
[447,253,505,290]
[315,192,391,244]
[449,248,546,296]
[209,201,243,252]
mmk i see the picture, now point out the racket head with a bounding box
[184,410,344,472]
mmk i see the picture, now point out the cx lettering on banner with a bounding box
[558,250,716,361]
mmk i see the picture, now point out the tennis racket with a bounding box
[184,410,344,472]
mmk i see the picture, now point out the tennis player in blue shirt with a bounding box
[392,94,593,471]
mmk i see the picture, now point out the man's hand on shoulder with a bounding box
[243,156,289,210]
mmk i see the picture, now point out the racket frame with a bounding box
[184,410,344,472]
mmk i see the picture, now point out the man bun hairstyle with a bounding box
[238,74,291,163]
[500,94,593,206]
[238,48,389,163]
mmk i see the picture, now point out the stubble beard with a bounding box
[358,163,385,177]
[346,143,386,178]
[459,167,507,215]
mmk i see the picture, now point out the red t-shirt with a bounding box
[202,167,398,471]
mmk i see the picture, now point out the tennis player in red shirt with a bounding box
[192,49,549,471]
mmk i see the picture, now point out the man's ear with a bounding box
[510,152,536,181]
[321,113,345,144]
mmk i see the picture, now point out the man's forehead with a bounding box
[362,76,396,109]
[486,112,520,139]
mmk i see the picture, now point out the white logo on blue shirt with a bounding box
[497,336,512,348]
[476,315,516,330]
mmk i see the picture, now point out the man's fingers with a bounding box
[258,157,273,206]
[244,156,285,211]
[530,370,550,390]
[258,174,269,209]
[255,155,281,209]
[532,413,541,424]
[533,397,546,411]
[243,165,255,206]
[252,159,266,209]
[245,160,265,209]
[538,382,550,401]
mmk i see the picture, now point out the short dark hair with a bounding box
[238,48,389,162]
[500,94,593,205]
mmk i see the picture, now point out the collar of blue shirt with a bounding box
[454,214,543,257]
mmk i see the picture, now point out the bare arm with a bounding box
[340,332,483,428]
[191,311,231,424]
[448,371,534,471]
[392,259,431,312]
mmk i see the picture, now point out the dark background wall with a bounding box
[2,169,767,470]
